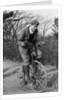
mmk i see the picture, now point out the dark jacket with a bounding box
[17,26,38,48]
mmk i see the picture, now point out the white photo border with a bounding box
[0,5,62,99]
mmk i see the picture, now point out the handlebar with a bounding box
[37,42,45,47]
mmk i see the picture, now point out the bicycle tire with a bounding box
[29,60,47,92]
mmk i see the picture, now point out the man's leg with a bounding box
[19,46,30,84]
[23,64,29,83]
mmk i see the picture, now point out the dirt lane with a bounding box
[3,60,58,95]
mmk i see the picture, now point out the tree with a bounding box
[3,11,14,20]
[3,10,35,41]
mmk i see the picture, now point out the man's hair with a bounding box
[30,20,39,26]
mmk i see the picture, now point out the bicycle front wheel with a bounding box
[29,60,47,92]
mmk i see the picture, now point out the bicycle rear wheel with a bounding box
[29,60,47,92]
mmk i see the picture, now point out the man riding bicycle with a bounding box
[17,20,42,85]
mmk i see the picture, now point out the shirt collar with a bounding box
[29,26,33,34]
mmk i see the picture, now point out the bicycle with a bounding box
[17,42,47,92]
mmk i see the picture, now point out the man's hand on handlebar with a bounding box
[37,41,45,46]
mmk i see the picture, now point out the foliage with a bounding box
[38,35,58,68]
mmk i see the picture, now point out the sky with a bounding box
[30,9,58,19]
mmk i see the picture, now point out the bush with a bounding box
[3,39,22,62]
[38,35,58,67]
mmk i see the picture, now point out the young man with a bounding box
[17,20,42,85]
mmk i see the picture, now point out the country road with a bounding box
[3,59,58,95]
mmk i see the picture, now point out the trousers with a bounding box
[18,46,42,66]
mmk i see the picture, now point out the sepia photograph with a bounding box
[0,5,61,98]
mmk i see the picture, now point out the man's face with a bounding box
[31,24,38,33]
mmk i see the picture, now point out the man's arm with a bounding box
[17,41,25,47]
[33,30,44,47]
[17,29,25,47]
[17,28,32,47]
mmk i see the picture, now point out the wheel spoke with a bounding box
[29,61,47,92]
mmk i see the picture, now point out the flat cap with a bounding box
[31,20,39,26]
